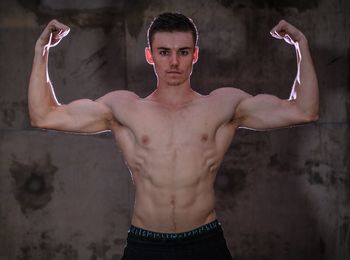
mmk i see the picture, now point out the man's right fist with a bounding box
[36,19,70,53]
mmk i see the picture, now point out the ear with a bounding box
[193,46,199,64]
[145,47,154,65]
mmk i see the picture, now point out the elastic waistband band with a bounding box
[128,220,221,241]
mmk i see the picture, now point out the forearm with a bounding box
[290,36,319,120]
[28,44,60,126]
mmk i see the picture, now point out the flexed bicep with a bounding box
[235,94,312,130]
[33,98,114,133]
[234,20,318,130]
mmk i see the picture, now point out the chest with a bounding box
[122,102,225,147]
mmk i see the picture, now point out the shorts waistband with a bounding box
[128,220,221,241]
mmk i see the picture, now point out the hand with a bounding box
[270,20,306,45]
[35,19,70,54]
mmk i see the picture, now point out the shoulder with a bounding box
[93,90,141,126]
[209,87,251,103]
[96,90,140,105]
[99,90,140,101]
[201,87,252,124]
[209,87,249,97]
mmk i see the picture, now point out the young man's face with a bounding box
[145,31,198,87]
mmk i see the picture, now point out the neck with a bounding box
[152,79,195,106]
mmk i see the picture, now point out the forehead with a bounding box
[152,31,194,48]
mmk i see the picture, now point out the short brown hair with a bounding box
[147,12,198,48]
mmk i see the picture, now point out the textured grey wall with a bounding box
[0,0,349,259]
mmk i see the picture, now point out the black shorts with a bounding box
[121,220,233,260]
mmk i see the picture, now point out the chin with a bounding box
[167,81,182,86]
[166,77,187,86]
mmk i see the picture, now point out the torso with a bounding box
[104,88,244,232]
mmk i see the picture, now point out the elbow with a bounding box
[294,102,319,123]
[302,110,319,123]
[30,119,38,128]
[29,111,43,128]
[29,112,50,129]
[312,110,319,121]
[308,105,320,122]
[29,105,57,129]
[306,113,319,122]
[30,118,45,128]
[29,112,40,128]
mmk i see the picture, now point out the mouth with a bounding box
[166,71,181,74]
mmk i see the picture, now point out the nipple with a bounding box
[141,135,149,145]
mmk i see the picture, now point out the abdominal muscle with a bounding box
[129,144,221,233]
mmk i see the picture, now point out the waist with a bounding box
[128,219,222,242]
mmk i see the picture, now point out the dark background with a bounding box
[0,0,349,259]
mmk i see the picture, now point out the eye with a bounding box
[179,50,189,56]
[159,50,169,56]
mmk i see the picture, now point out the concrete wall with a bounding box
[0,0,349,259]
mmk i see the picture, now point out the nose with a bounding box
[170,52,179,66]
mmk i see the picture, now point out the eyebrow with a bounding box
[156,47,193,51]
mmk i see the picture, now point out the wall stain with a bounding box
[111,254,122,260]
[88,240,111,260]
[2,105,15,127]
[70,46,108,78]
[18,0,154,38]
[9,153,58,214]
[113,238,125,246]
[18,0,124,34]
[216,0,321,12]
[251,0,321,11]
[1,101,28,127]
[55,243,79,260]
[124,0,152,39]
[217,0,236,8]
[215,165,247,195]
[327,56,344,66]
[17,238,78,260]
[18,246,32,260]
[319,236,326,255]
[304,160,323,185]
[268,153,290,171]
[299,160,346,187]
[345,43,350,203]
[41,231,78,260]
[336,216,350,259]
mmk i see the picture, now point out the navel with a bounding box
[201,134,209,142]
[170,196,176,206]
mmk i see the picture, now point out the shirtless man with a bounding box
[28,12,319,260]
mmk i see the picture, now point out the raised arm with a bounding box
[29,20,113,133]
[234,20,319,130]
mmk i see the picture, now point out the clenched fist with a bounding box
[35,19,70,55]
[270,20,306,45]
